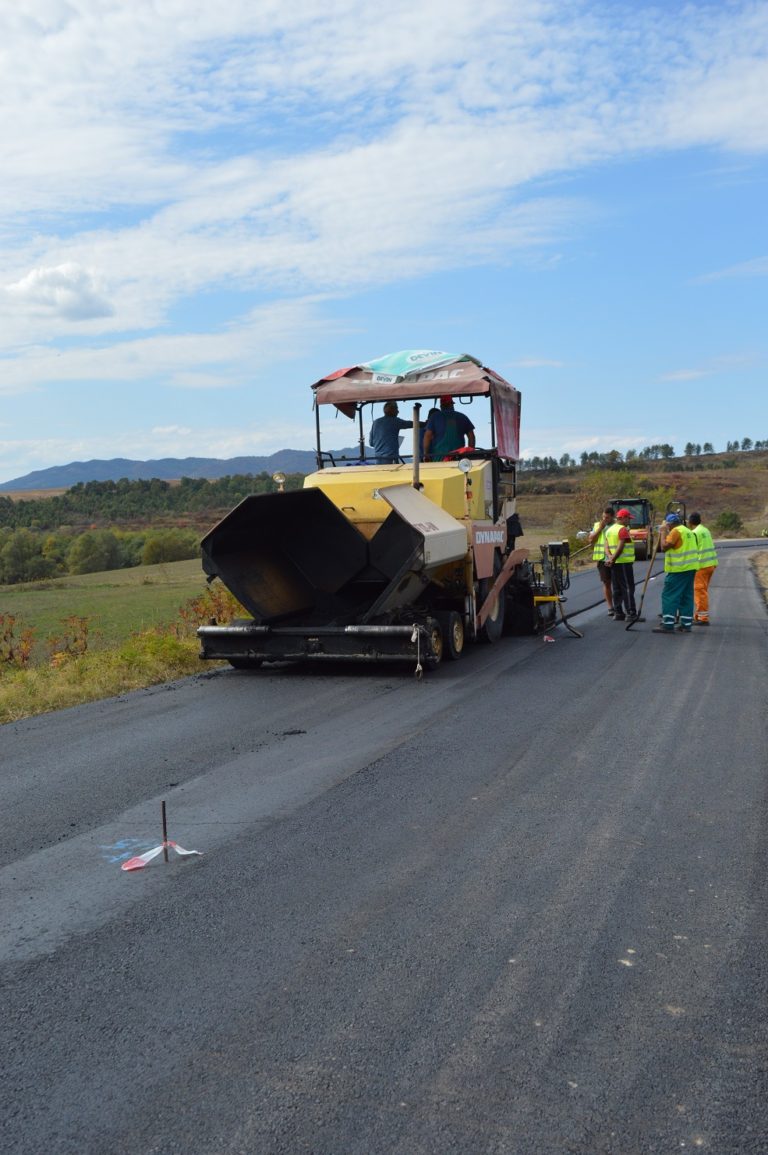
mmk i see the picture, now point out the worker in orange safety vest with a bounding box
[689,511,718,625]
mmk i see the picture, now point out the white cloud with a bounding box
[519,429,661,459]
[0,297,331,395]
[697,254,768,281]
[660,368,713,382]
[658,6,768,153]
[660,353,758,382]
[4,263,113,321]
[1,1,767,345]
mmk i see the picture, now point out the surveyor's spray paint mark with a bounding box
[99,839,157,864]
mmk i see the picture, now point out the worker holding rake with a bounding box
[653,512,699,633]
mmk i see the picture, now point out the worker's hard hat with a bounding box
[616,508,632,519]
[439,395,454,406]
[665,512,681,524]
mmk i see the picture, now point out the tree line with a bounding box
[0,526,202,585]
[0,472,306,585]
[519,439,768,473]
[0,471,304,532]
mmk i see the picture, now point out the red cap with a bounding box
[616,508,632,519]
[439,395,454,406]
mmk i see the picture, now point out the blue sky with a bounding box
[1,0,767,483]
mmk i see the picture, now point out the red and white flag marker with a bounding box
[121,801,202,872]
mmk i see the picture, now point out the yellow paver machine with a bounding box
[197,350,573,671]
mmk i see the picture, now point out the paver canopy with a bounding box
[312,349,521,460]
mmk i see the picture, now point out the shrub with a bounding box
[47,616,91,665]
[174,584,246,636]
[140,528,199,566]
[0,528,57,583]
[67,529,123,574]
[0,613,35,667]
[714,510,744,534]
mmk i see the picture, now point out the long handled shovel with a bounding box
[626,534,661,630]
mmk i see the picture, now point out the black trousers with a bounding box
[611,564,636,614]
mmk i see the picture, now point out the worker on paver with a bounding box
[588,506,615,616]
[422,396,475,461]
[369,401,416,464]
[689,511,718,626]
[653,512,699,633]
[604,508,637,622]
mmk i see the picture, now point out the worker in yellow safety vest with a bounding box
[689,511,718,625]
[653,512,699,633]
[603,508,637,622]
[588,506,615,616]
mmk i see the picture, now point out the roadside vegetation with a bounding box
[1,559,207,660]
[752,552,768,612]
[0,567,242,724]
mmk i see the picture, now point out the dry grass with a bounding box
[2,487,70,501]
[752,552,768,607]
[516,493,575,539]
[0,631,212,724]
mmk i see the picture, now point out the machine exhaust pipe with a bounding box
[411,402,422,490]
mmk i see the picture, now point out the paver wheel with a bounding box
[437,610,465,660]
[477,556,504,644]
[423,619,444,668]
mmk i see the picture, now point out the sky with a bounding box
[1,0,767,483]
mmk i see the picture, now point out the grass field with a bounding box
[1,558,210,662]
[0,558,221,723]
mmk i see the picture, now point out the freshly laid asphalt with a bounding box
[1,544,767,1153]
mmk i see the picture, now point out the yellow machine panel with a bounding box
[303,460,493,533]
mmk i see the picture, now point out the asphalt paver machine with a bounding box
[197,351,574,671]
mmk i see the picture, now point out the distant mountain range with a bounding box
[0,450,359,492]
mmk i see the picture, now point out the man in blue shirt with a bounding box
[369,401,414,463]
[422,396,475,460]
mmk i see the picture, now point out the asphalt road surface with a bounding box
[2,543,767,1154]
